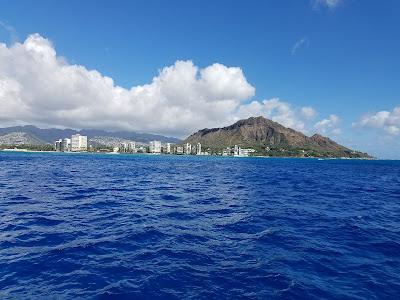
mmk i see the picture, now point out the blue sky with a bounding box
[0,0,399,158]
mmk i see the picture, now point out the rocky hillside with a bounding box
[0,132,46,145]
[0,125,181,144]
[89,136,145,148]
[184,116,371,158]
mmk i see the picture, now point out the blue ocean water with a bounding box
[0,152,399,299]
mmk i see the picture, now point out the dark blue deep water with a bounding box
[0,152,399,299]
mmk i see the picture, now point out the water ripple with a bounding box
[0,153,399,299]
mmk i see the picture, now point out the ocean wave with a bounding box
[0,152,399,298]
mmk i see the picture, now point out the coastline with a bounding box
[0,149,379,160]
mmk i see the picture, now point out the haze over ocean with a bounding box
[1,152,399,299]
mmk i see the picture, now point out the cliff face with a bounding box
[183,116,371,158]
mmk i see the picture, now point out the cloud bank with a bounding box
[314,114,341,135]
[355,107,400,135]
[0,33,328,137]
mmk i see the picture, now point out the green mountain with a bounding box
[183,116,371,158]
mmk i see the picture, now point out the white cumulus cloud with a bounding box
[0,33,333,138]
[300,106,317,119]
[0,34,258,137]
[314,114,341,135]
[235,99,320,132]
[355,107,400,135]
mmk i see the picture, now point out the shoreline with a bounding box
[0,148,379,160]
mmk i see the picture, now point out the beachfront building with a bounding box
[54,139,63,151]
[232,145,256,157]
[118,142,136,153]
[71,134,88,152]
[166,143,171,154]
[237,148,249,157]
[128,142,136,153]
[62,138,71,151]
[149,141,162,153]
[196,143,201,155]
[184,143,192,155]
[233,145,240,156]
[175,146,184,155]
[136,145,146,153]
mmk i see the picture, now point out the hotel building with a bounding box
[71,134,88,152]
[149,141,162,153]
[54,139,63,151]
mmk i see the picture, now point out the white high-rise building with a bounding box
[176,146,184,155]
[54,139,63,151]
[149,141,161,153]
[166,143,171,154]
[234,145,240,156]
[128,142,136,153]
[62,138,71,151]
[184,143,192,155]
[196,143,201,155]
[71,134,88,152]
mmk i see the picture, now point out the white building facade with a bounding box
[196,143,201,155]
[71,134,88,152]
[54,139,63,151]
[176,146,184,155]
[184,143,192,155]
[128,142,136,153]
[149,141,162,153]
[62,138,71,151]
[166,143,171,154]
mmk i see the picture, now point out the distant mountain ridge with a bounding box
[0,132,46,146]
[184,116,371,158]
[0,125,181,145]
